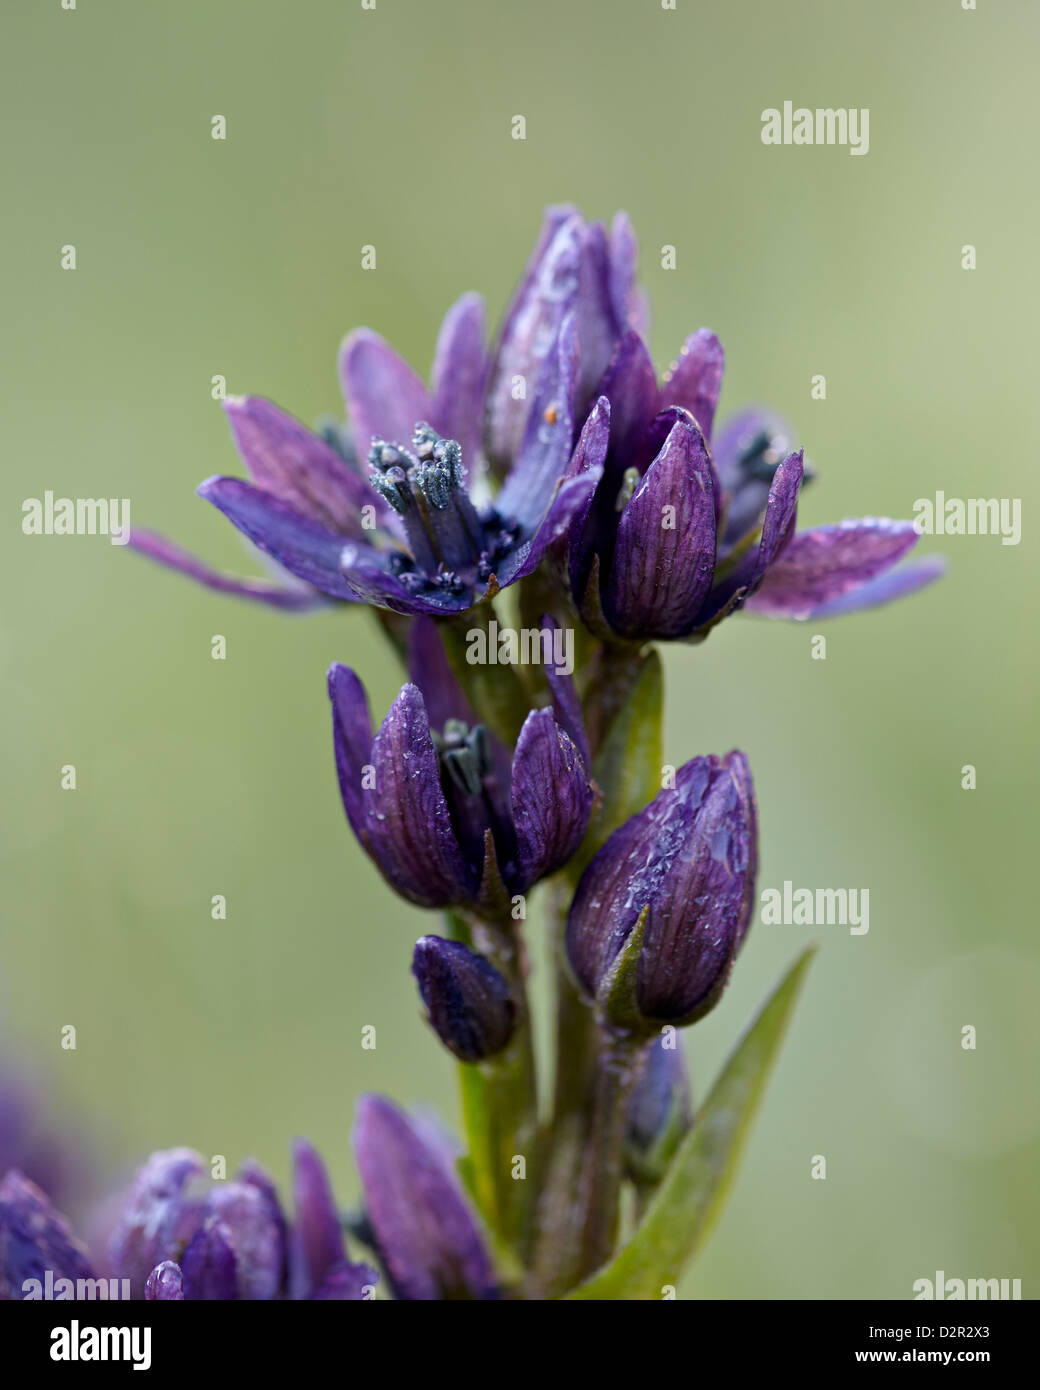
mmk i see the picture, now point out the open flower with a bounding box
[328,620,594,917]
[566,751,757,1028]
[559,329,944,641]
[130,205,636,616]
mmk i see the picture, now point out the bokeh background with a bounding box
[2,0,1037,1298]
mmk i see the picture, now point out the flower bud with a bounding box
[566,751,757,1029]
[411,936,517,1063]
[624,1035,692,1186]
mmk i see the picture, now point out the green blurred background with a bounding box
[2,0,1037,1297]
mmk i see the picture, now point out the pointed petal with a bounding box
[339,328,432,461]
[412,936,516,1063]
[430,293,488,464]
[198,477,371,601]
[288,1139,346,1301]
[609,211,640,329]
[367,684,473,907]
[560,395,611,600]
[107,1149,207,1298]
[0,1172,94,1299]
[128,530,328,610]
[354,1095,498,1301]
[180,1218,239,1300]
[205,1178,284,1301]
[745,518,921,619]
[597,330,661,482]
[540,615,590,768]
[485,208,583,469]
[605,419,718,639]
[224,396,371,535]
[511,707,593,888]
[495,467,603,587]
[336,541,479,616]
[495,315,580,532]
[773,554,947,619]
[659,330,725,441]
[575,221,627,408]
[328,663,374,839]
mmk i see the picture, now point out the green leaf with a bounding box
[565,946,816,1300]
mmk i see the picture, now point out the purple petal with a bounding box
[0,1171,94,1299]
[567,755,755,1023]
[596,330,661,482]
[310,1260,378,1300]
[560,396,611,599]
[205,1178,284,1300]
[605,419,718,639]
[609,211,640,330]
[412,936,517,1063]
[288,1139,347,1301]
[406,617,477,729]
[746,518,921,619]
[756,554,947,620]
[712,407,799,543]
[659,330,725,441]
[540,615,590,769]
[495,467,603,587]
[339,328,432,462]
[495,315,580,533]
[145,1260,184,1301]
[129,530,327,611]
[430,294,488,465]
[367,683,472,907]
[180,1218,239,1300]
[223,396,371,535]
[336,543,478,616]
[485,208,583,469]
[328,663,374,837]
[511,707,593,888]
[198,477,370,602]
[354,1095,498,1301]
[108,1149,207,1298]
[574,221,627,410]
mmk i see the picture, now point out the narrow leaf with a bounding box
[565,946,815,1300]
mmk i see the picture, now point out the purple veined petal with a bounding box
[107,1148,207,1298]
[198,477,372,602]
[430,293,488,466]
[205,1178,284,1301]
[635,758,752,1023]
[288,1139,347,1301]
[406,617,478,731]
[595,330,661,481]
[723,749,758,952]
[223,396,372,536]
[511,707,593,889]
[180,1218,239,1300]
[145,1260,184,1301]
[0,1171,94,1299]
[567,757,717,1000]
[574,220,626,410]
[659,330,725,442]
[604,418,718,639]
[353,1095,498,1301]
[310,1260,379,1300]
[560,396,611,600]
[494,467,603,588]
[484,208,584,470]
[608,211,640,330]
[540,614,591,769]
[328,664,374,839]
[337,543,478,617]
[495,315,580,533]
[129,530,328,611]
[412,936,517,1063]
[365,683,474,907]
[339,328,433,463]
[745,517,922,619]
[751,553,948,620]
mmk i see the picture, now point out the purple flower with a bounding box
[412,936,517,1062]
[108,1142,374,1300]
[129,206,637,617]
[354,1095,498,1300]
[566,751,757,1027]
[0,1171,94,1300]
[328,621,594,916]
[560,330,944,640]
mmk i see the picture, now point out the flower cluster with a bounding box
[3,207,943,1302]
